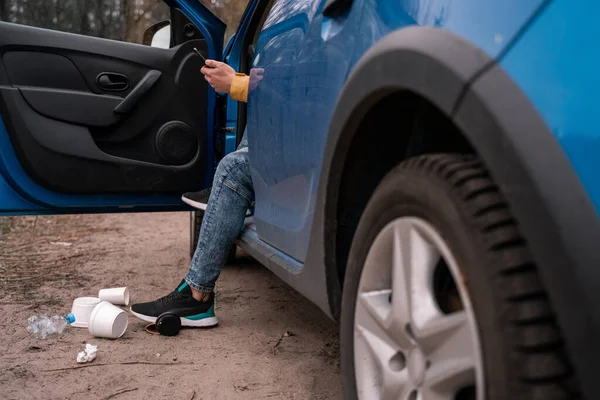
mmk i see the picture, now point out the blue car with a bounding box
[1,0,598,398]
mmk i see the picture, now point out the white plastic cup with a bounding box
[70,297,101,328]
[98,287,130,306]
[88,301,128,339]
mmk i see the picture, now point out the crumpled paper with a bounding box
[76,343,98,363]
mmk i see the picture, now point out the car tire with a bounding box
[190,211,237,262]
[340,154,580,400]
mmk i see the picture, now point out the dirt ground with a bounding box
[0,213,342,400]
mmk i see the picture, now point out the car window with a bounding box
[0,0,171,46]
[1,1,252,47]
[199,0,251,45]
[251,0,277,46]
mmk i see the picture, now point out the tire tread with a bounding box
[403,154,579,399]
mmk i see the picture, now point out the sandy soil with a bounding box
[0,213,342,400]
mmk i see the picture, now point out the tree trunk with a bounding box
[95,0,106,38]
[79,0,90,35]
[124,0,138,43]
[0,0,10,21]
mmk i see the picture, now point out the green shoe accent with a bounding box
[184,304,215,320]
[177,281,189,292]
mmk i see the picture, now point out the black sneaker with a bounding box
[182,187,254,216]
[130,280,218,327]
[182,188,212,211]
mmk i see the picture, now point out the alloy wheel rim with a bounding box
[354,217,484,400]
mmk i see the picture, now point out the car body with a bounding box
[1,0,599,398]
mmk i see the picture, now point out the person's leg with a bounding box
[131,142,253,326]
[181,131,251,212]
[186,144,253,297]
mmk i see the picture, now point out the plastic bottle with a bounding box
[26,313,76,339]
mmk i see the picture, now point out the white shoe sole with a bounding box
[182,195,253,216]
[130,308,219,328]
[181,196,208,211]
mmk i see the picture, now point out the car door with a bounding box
[0,0,226,215]
[248,0,549,263]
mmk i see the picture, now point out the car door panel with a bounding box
[0,21,212,196]
[3,51,90,91]
[18,87,123,127]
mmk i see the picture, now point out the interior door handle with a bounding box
[322,0,354,17]
[114,70,162,114]
[97,73,129,91]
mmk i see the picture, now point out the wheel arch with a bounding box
[321,26,600,399]
[321,26,491,319]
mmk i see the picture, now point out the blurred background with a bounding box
[0,0,251,46]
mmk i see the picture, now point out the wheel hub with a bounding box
[407,347,426,387]
[353,217,484,400]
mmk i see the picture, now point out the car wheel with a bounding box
[340,154,579,400]
[190,211,236,262]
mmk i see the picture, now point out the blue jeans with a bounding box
[185,132,253,292]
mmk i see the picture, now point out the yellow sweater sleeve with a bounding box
[230,73,250,103]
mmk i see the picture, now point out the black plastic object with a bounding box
[155,313,181,336]
[0,21,210,194]
[155,121,197,165]
[19,87,122,127]
[97,72,129,91]
[171,9,207,45]
[114,69,162,114]
[193,47,206,63]
[3,51,89,91]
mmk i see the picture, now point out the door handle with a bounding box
[322,0,354,17]
[114,70,162,114]
[97,73,129,91]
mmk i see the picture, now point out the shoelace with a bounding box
[155,291,182,308]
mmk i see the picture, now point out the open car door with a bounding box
[0,1,225,214]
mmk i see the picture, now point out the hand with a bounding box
[201,59,235,93]
[249,68,264,91]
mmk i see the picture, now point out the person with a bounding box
[130,60,262,327]
[180,65,264,212]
